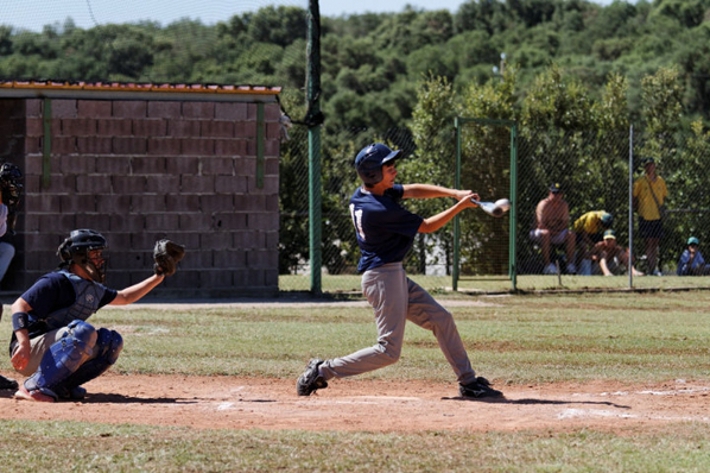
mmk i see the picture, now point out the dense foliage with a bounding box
[2,1,710,128]
[3,0,710,277]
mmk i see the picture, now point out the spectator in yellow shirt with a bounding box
[573,210,613,264]
[632,157,667,276]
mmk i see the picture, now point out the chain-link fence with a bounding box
[279,125,427,293]
[514,125,710,291]
[279,122,710,294]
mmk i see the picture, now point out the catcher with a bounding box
[8,229,185,402]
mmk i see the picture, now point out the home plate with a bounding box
[558,408,638,420]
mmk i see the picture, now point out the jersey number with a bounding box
[349,204,365,241]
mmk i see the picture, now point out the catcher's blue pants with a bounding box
[319,262,478,385]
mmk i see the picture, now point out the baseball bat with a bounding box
[471,198,511,218]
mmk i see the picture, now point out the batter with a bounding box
[297,143,503,400]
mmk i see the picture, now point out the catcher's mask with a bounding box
[0,163,23,206]
[354,143,402,187]
[57,229,108,283]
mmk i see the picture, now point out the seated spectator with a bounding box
[677,236,710,276]
[574,210,612,251]
[590,230,644,276]
[573,210,613,274]
[529,183,576,274]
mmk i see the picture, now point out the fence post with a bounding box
[452,117,462,291]
[628,124,634,289]
[509,123,518,290]
[307,0,322,295]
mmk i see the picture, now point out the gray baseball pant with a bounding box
[11,327,70,376]
[319,262,478,385]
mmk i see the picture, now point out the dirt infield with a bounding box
[1,298,707,433]
[1,372,708,432]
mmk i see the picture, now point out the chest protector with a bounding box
[43,270,107,331]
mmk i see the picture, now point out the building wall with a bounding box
[0,97,281,298]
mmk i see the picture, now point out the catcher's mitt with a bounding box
[153,239,185,277]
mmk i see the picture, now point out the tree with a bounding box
[454,0,514,36]
[652,0,707,28]
[246,6,307,48]
[406,44,458,83]
[640,65,684,154]
[588,73,631,226]
[674,25,710,116]
[0,26,13,57]
[406,74,458,274]
[519,64,598,242]
[457,66,518,274]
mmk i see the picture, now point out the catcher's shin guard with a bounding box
[24,320,97,400]
[54,328,123,398]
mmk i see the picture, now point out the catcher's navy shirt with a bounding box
[349,184,423,273]
[13,270,117,341]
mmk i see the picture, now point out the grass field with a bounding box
[2,291,710,472]
[279,272,710,294]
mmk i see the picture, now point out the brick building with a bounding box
[0,81,282,298]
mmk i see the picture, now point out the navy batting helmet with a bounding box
[354,143,402,186]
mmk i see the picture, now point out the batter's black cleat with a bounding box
[459,377,504,399]
[0,375,19,391]
[297,358,328,396]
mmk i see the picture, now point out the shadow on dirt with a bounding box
[0,390,197,404]
[442,396,630,409]
[82,393,192,404]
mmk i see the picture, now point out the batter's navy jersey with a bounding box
[349,184,423,273]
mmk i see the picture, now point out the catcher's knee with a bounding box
[94,328,123,365]
[65,320,99,358]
